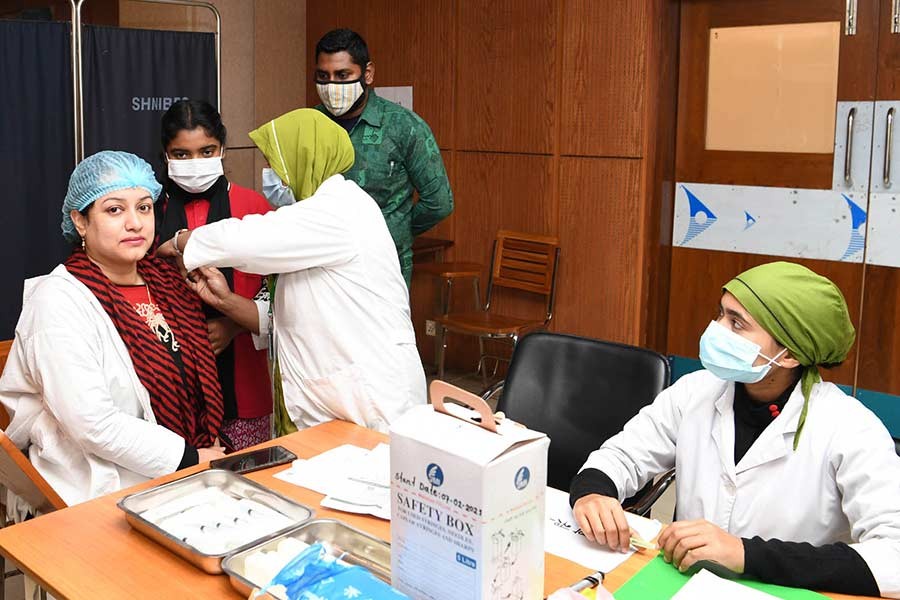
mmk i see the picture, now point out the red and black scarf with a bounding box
[157,176,239,421]
[65,250,224,447]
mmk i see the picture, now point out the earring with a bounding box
[81,237,86,251]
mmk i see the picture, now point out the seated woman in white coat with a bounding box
[571,262,900,598]
[157,108,426,435]
[0,151,226,510]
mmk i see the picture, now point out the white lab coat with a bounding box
[183,174,426,433]
[0,265,186,508]
[581,370,900,598]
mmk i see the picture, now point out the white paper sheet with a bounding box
[274,445,370,496]
[672,569,780,600]
[346,442,390,488]
[374,86,413,111]
[274,444,391,520]
[544,487,662,572]
[321,491,391,520]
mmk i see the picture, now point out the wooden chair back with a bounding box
[0,340,12,430]
[486,230,561,321]
[0,431,66,515]
[0,340,11,377]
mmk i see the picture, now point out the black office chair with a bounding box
[483,331,673,516]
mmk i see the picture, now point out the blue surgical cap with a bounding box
[61,151,163,242]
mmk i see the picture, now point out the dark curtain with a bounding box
[82,24,217,180]
[0,23,215,340]
[0,20,74,339]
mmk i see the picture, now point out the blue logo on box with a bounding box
[456,552,477,569]
[426,463,444,487]
[514,466,530,490]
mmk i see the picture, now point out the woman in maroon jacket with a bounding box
[157,99,273,449]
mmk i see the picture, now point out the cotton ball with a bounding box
[268,584,288,600]
[243,550,289,587]
[275,537,308,558]
[243,551,271,586]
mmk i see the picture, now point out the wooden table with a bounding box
[411,236,453,261]
[0,421,873,599]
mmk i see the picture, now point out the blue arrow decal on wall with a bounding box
[840,194,867,260]
[743,211,757,231]
[680,185,718,245]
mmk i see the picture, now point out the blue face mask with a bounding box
[262,167,296,208]
[699,320,787,384]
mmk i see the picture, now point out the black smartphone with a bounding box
[209,445,297,474]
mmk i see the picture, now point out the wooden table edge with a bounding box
[0,420,878,599]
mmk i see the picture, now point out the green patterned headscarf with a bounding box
[723,262,855,450]
[249,108,355,201]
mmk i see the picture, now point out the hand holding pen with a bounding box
[572,493,658,553]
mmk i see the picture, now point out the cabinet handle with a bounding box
[846,0,858,35]
[893,0,900,34]
[845,107,856,183]
[885,108,894,186]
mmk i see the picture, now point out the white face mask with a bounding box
[167,156,224,194]
[262,168,296,207]
[316,80,365,117]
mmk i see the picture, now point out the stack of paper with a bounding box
[274,444,391,520]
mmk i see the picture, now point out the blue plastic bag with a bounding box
[257,542,408,600]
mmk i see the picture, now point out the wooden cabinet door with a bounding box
[669,1,880,387]
[856,0,900,422]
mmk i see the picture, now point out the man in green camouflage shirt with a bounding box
[313,28,453,286]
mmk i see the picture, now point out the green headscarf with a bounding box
[723,262,855,449]
[249,108,355,201]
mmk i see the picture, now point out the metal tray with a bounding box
[222,519,392,598]
[117,469,313,574]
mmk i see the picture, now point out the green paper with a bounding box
[614,555,829,600]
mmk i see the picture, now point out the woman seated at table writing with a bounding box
[0,151,225,511]
[571,262,900,598]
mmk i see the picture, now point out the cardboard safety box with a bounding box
[390,381,550,600]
